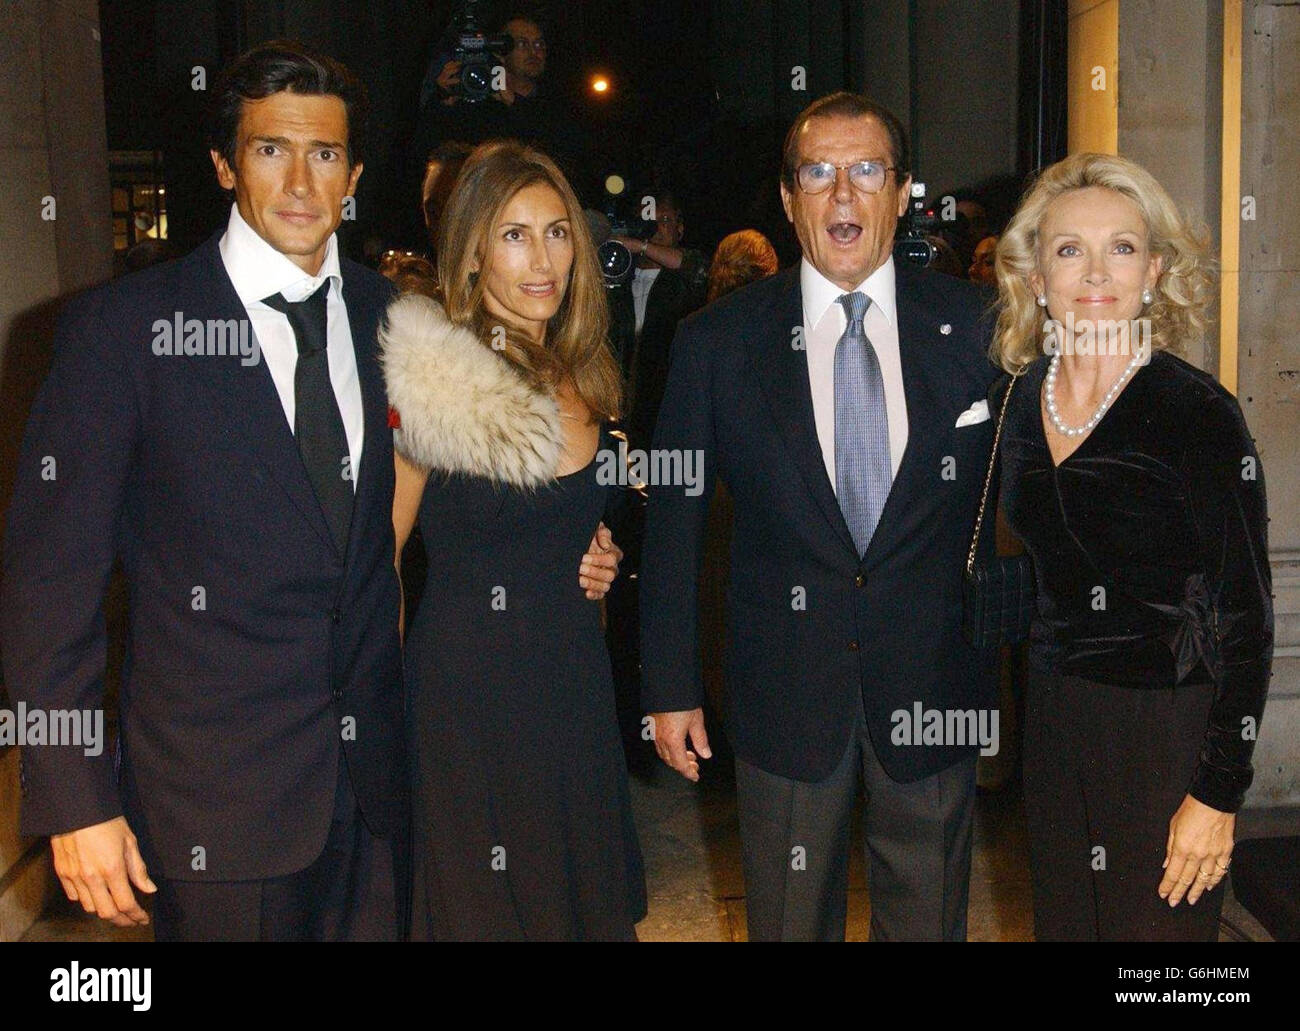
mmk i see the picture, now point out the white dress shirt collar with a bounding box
[218,201,343,306]
[800,254,897,332]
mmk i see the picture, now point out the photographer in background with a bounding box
[411,10,584,179]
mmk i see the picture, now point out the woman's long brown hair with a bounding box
[435,139,622,421]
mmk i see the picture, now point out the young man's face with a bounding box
[503,18,546,82]
[211,91,363,275]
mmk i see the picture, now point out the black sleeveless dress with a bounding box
[404,425,647,940]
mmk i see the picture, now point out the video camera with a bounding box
[589,173,658,287]
[893,181,942,268]
[449,0,513,103]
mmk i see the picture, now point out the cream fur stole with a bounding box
[379,293,563,488]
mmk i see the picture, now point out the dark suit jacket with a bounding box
[0,231,406,881]
[639,261,1001,783]
[610,251,711,453]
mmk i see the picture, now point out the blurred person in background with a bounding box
[706,229,779,304]
[968,234,999,287]
[608,189,710,455]
[421,141,473,261]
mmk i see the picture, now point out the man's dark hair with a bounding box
[497,10,547,36]
[650,187,682,218]
[206,40,369,169]
[780,92,911,189]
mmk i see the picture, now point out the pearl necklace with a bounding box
[1044,351,1144,437]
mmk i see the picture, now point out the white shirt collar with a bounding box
[800,254,897,331]
[218,202,342,306]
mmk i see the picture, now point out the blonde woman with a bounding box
[991,153,1273,940]
[382,140,646,940]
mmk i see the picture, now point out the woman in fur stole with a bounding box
[382,140,647,940]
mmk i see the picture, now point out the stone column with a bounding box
[0,0,112,941]
[1236,0,1299,809]
[1069,0,1299,808]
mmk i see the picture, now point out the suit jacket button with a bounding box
[854,574,865,588]
[333,687,343,700]
[848,640,859,652]
[330,608,341,624]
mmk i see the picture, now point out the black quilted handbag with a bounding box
[962,371,1037,650]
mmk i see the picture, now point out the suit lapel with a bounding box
[191,235,337,555]
[861,264,950,569]
[339,269,389,574]
[748,269,858,555]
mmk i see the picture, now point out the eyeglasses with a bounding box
[795,160,897,195]
[513,37,547,52]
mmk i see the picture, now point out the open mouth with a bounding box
[827,222,862,244]
[519,282,556,297]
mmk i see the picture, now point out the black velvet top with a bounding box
[996,351,1274,813]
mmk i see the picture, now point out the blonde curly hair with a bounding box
[992,152,1216,372]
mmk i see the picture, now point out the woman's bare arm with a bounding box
[392,449,429,638]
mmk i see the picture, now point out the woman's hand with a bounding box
[1159,794,1235,906]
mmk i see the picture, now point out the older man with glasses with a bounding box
[639,92,1003,941]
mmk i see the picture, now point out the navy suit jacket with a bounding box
[1,231,406,881]
[639,260,1001,783]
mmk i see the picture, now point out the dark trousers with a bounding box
[735,690,977,941]
[151,754,401,941]
[1023,668,1223,941]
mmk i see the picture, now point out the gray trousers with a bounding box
[735,691,976,941]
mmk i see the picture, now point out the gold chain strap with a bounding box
[965,370,1024,576]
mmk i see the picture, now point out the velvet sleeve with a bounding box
[1179,393,1274,813]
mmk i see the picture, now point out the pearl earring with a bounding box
[1141,288,1153,304]
[1037,295,1047,307]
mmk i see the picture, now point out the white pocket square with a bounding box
[954,400,990,427]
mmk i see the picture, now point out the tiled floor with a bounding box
[628,758,1271,942]
[17,748,1279,941]
[21,756,1279,941]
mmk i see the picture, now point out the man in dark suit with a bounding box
[0,41,407,941]
[0,39,618,943]
[640,92,1000,941]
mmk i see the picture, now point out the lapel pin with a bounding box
[939,323,952,335]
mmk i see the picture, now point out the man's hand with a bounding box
[650,708,712,782]
[51,816,157,927]
[579,521,622,600]
[1158,794,1235,907]
[435,59,461,100]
